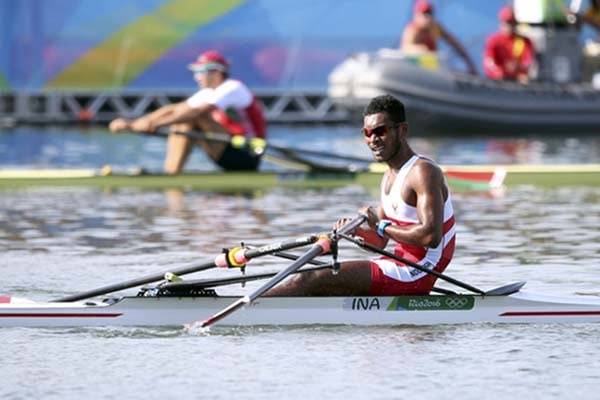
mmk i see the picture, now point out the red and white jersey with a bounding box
[186,79,266,138]
[378,154,455,282]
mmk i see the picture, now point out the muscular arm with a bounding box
[381,161,445,248]
[148,101,215,128]
[109,101,215,132]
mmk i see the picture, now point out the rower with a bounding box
[265,95,455,296]
[109,50,266,174]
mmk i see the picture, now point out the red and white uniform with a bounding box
[187,79,266,138]
[483,32,534,81]
[370,155,456,295]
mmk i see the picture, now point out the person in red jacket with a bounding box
[483,6,535,83]
[401,0,477,75]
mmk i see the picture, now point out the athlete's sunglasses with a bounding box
[362,124,397,138]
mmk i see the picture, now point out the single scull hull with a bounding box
[2,291,600,327]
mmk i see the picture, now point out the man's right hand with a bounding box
[333,218,354,233]
[109,118,131,132]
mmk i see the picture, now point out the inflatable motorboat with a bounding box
[328,49,600,135]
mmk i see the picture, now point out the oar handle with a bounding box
[336,214,367,236]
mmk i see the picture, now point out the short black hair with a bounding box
[363,94,406,124]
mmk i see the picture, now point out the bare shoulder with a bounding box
[410,158,445,187]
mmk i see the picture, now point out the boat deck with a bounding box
[2,291,600,327]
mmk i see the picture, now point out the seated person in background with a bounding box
[483,6,535,83]
[400,0,478,75]
[109,50,266,174]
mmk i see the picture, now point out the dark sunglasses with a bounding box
[362,124,397,138]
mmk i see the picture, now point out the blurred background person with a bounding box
[109,50,266,174]
[483,6,535,83]
[401,0,478,75]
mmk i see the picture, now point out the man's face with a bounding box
[193,69,220,88]
[500,21,515,34]
[414,11,433,28]
[362,112,400,162]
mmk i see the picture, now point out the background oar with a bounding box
[53,235,318,302]
[194,214,367,328]
[338,233,486,295]
[142,128,376,165]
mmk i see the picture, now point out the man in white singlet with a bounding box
[109,50,266,174]
[266,94,454,296]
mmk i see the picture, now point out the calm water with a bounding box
[1,127,600,399]
[1,125,600,170]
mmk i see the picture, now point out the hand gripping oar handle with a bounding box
[53,235,319,302]
[196,215,367,328]
[338,232,486,295]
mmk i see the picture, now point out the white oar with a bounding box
[193,214,367,329]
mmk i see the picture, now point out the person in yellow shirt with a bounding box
[483,7,535,83]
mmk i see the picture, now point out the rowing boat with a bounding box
[2,284,600,327]
[3,224,600,328]
[0,164,598,190]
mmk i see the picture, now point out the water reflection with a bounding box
[1,184,599,298]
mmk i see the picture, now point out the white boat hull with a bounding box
[2,291,600,327]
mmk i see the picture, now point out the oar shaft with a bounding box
[200,238,331,327]
[148,129,374,164]
[53,260,217,302]
[54,234,318,302]
[197,214,366,328]
[248,242,328,302]
[339,233,486,295]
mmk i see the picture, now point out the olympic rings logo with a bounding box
[445,297,469,308]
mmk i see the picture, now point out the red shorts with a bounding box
[368,257,450,295]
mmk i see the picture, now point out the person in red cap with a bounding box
[483,6,535,83]
[401,0,477,75]
[109,50,266,173]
